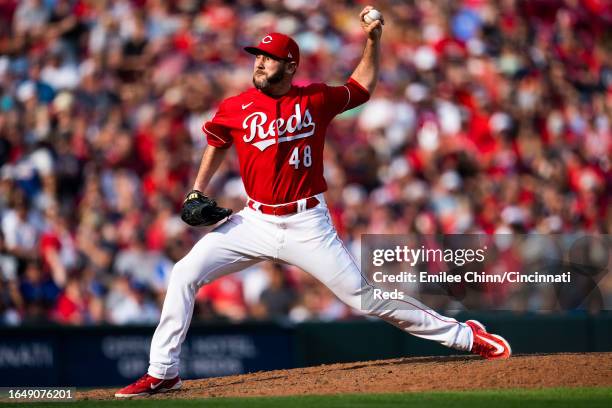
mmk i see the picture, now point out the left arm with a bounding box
[350,6,384,94]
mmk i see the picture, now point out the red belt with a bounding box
[247,196,320,216]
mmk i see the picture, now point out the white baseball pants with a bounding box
[148,196,473,379]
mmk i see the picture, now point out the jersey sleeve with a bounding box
[322,77,371,119]
[202,100,233,149]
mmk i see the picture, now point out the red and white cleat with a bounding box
[466,320,512,360]
[115,374,182,398]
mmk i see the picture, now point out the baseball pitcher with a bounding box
[116,6,511,398]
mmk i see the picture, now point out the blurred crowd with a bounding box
[0,0,610,326]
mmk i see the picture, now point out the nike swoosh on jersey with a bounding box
[475,333,506,355]
[242,102,254,110]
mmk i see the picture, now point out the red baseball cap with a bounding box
[244,32,300,65]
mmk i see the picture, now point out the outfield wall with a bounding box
[0,313,610,387]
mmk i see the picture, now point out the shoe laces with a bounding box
[472,334,495,356]
[135,374,151,385]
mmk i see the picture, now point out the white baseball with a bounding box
[363,9,382,24]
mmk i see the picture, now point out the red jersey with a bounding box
[203,78,370,204]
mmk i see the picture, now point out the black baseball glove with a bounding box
[180,190,232,227]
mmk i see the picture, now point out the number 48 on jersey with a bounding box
[289,145,312,169]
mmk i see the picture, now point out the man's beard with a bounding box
[253,67,285,91]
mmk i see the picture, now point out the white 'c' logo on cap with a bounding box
[262,35,273,44]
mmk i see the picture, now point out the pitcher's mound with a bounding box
[80,352,612,400]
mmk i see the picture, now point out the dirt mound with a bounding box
[80,353,612,400]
